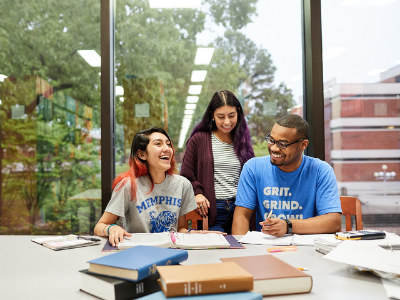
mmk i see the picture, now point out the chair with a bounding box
[185,210,208,230]
[340,196,363,231]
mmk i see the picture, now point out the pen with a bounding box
[267,246,297,253]
[266,209,273,220]
[77,236,101,242]
[297,267,308,271]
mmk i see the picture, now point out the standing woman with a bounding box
[180,90,254,233]
[94,127,197,246]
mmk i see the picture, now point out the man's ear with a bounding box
[301,140,309,151]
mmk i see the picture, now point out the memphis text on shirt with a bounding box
[263,186,303,220]
[136,196,182,213]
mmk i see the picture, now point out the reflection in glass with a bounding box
[115,0,302,166]
[0,1,101,234]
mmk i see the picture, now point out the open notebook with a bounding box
[117,232,231,250]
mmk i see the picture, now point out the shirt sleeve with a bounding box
[315,162,342,215]
[105,180,130,218]
[235,159,258,210]
[179,177,197,217]
[180,135,205,196]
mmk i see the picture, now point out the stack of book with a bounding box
[80,244,313,299]
[80,245,188,300]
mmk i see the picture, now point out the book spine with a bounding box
[136,250,188,281]
[115,273,161,300]
[164,277,253,297]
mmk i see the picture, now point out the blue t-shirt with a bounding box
[236,155,342,231]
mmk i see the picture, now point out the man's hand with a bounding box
[259,218,287,237]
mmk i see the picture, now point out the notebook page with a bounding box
[175,233,230,249]
[118,232,172,250]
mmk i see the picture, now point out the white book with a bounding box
[117,232,230,250]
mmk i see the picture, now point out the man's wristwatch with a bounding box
[284,219,292,234]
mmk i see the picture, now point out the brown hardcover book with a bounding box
[220,255,312,296]
[156,262,253,297]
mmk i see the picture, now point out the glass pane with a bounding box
[114,0,303,174]
[0,1,101,234]
[322,1,400,234]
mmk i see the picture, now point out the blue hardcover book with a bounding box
[87,245,188,282]
[140,291,263,300]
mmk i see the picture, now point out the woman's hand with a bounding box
[195,194,210,217]
[108,225,132,247]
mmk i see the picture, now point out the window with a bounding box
[0,1,101,234]
[322,0,400,234]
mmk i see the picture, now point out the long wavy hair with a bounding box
[112,127,176,201]
[189,90,254,165]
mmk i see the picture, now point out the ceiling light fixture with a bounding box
[188,85,202,95]
[194,48,215,65]
[78,50,101,67]
[191,70,207,82]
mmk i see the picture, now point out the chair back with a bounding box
[340,196,363,231]
[185,210,208,230]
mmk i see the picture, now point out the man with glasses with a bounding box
[232,115,342,236]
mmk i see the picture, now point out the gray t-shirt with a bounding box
[105,174,197,233]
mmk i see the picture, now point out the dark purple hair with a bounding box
[188,90,254,165]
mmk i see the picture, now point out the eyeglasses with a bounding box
[265,133,306,149]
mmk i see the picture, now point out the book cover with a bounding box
[80,269,161,300]
[87,245,188,282]
[156,262,253,297]
[139,291,263,300]
[220,255,313,296]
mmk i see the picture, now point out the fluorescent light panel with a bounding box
[184,109,195,115]
[191,70,207,82]
[188,85,202,95]
[341,0,396,7]
[184,115,193,119]
[116,86,124,96]
[323,47,346,63]
[149,0,201,9]
[194,48,215,65]
[78,50,101,67]
[187,96,199,103]
[185,104,196,110]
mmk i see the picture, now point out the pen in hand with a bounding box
[266,209,273,220]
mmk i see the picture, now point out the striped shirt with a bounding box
[211,133,241,199]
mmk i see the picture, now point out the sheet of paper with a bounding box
[292,234,337,246]
[381,278,400,300]
[32,234,78,244]
[176,233,230,248]
[118,232,172,249]
[238,231,293,245]
[324,241,400,275]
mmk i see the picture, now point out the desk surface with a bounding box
[0,235,387,300]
